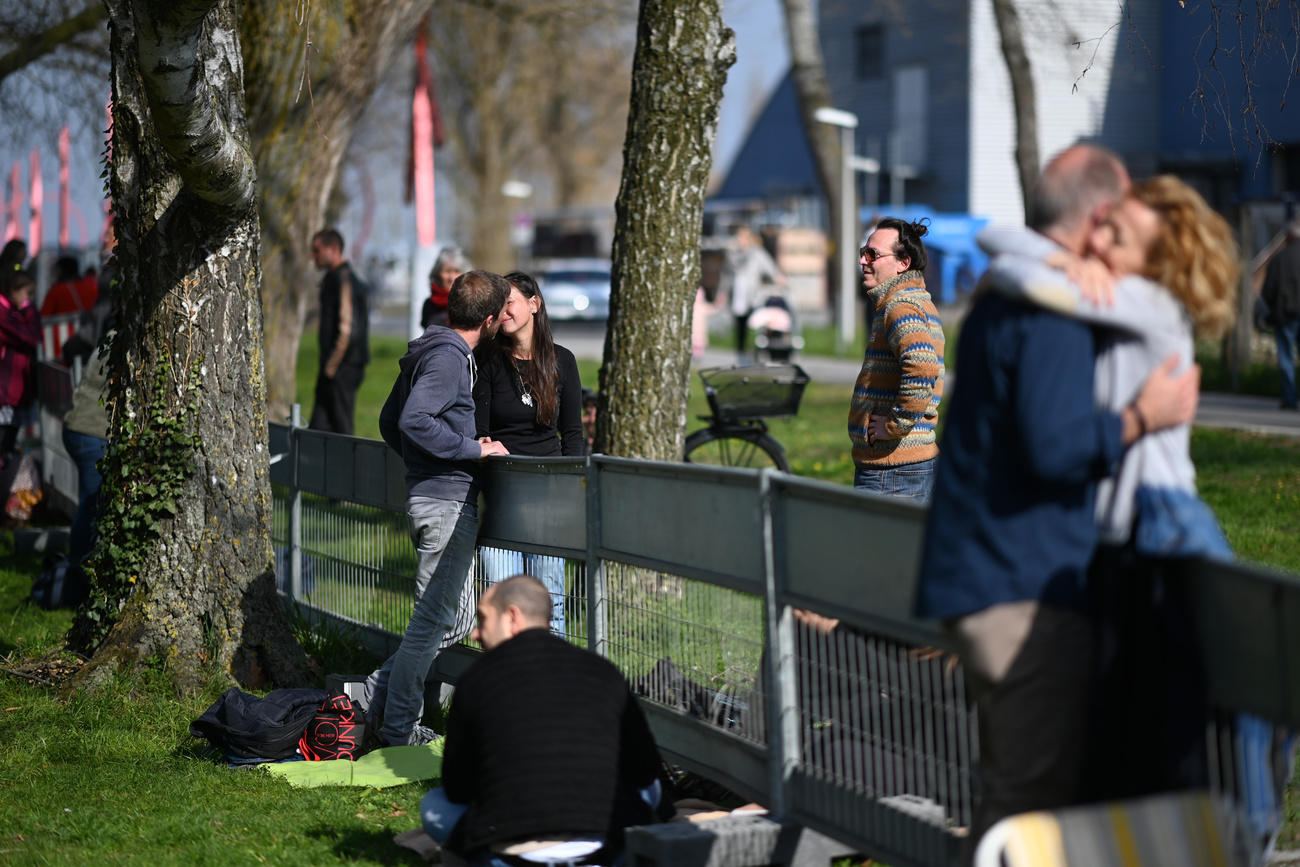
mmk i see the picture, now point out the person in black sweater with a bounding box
[421,576,670,865]
[473,272,584,634]
[308,227,370,434]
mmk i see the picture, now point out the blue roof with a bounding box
[711,72,822,203]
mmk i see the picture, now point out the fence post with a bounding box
[761,469,797,817]
[585,455,607,657]
[289,403,303,603]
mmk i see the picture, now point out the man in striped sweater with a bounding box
[847,217,945,501]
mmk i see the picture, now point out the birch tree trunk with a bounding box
[71,0,309,691]
[595,0,735,460]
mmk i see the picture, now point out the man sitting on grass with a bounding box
[421,574,671,866]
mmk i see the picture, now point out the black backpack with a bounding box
[190,687,327,760]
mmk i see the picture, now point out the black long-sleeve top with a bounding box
[473,344,585,456]
[441,628,669,855]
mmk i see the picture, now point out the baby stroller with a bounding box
[748,295,804,363]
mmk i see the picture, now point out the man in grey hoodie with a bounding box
[364,269,511,747]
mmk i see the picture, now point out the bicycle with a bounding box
[682,363,810,472]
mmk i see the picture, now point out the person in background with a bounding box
[421,575,671,867]
[1262,220,1300,410]
[40,255,98,318]
[474,271,584,634]
[846,217,945,502]
[422,247,470,331]
[0,270,41,457]
[724,226,784,361]
[0,240,27,285]
[308,228,370,435]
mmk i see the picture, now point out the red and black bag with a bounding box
[298,693,367,761]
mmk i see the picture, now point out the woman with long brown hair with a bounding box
[473,271,584,634]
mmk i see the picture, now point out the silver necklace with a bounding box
[513,358,534,407]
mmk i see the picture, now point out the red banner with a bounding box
[4,163,21,244]
[29,150,43,255]
[58,127,70,249]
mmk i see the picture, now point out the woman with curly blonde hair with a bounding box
[979,175,1238,556]
[1129,175,1238,340]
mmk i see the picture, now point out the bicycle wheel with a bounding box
[683,428,789,472]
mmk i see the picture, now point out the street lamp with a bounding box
[814,107,863,354]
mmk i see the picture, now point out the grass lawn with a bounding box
[0,535,429,865]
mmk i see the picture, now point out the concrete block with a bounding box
[624,813,858,867]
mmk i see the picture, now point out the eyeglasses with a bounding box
[859,246,896,263]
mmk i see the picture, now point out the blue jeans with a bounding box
[370,497,479,746]
[481,548,567,635]
[1276,316,1299,408]
[853,458,936,503]
[61,428,108,564]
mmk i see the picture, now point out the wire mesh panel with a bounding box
[273,490,416,634]
[785,619,974,863]
[601,560,766,745]
[438,546,589,650]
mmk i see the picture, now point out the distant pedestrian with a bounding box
[422,247,470,331]
[1262,221,1300,410]
[724,226,784,361]
[0,270,40,457]
[40,255,98,318]
[847,218,945,502]
[308,228,370,435]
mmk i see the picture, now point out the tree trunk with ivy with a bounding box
[594,0,734,460]
[70,0,310,691]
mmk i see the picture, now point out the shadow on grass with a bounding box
[306,823,427,864]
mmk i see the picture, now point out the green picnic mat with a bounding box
[264,742,444,788]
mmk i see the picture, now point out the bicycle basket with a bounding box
[699,364,810,421]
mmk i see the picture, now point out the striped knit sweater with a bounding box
[848,270,945,467]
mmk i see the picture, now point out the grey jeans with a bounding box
[365,496,479,745]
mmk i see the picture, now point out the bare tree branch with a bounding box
[0,2,105,88]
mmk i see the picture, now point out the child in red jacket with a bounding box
[0,270,41,456]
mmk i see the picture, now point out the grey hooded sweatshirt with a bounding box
[380,326,483,504]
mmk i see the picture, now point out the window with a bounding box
[855,24,884,80]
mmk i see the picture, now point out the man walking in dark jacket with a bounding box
[363,270,510,747]
[421,575,670,865]
[309,228,370,434]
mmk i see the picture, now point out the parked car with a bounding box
[536,259,611,321]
